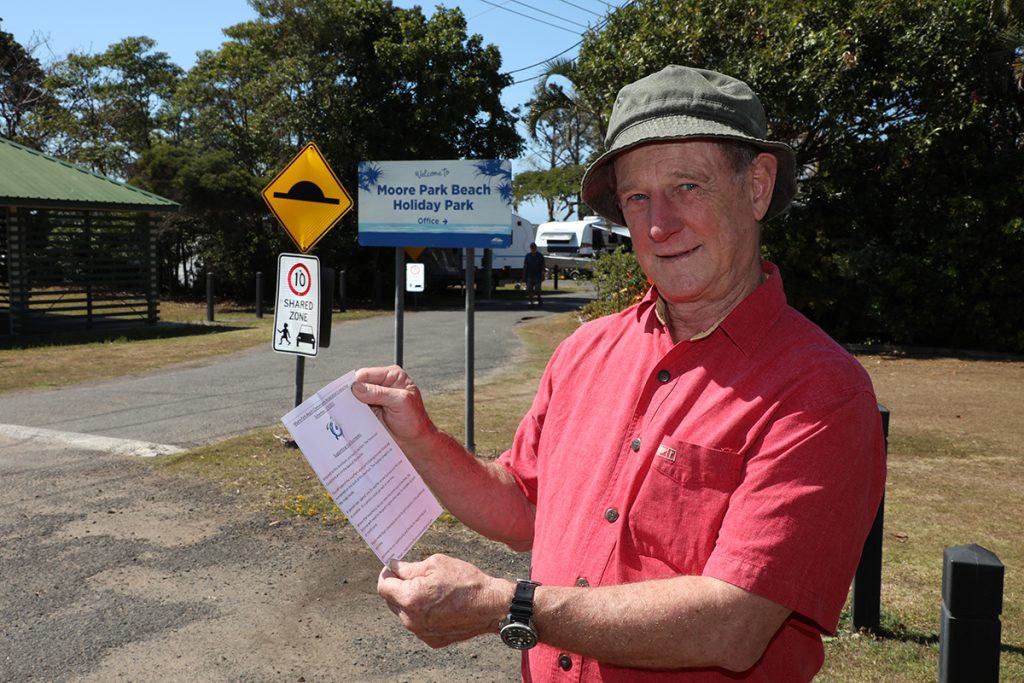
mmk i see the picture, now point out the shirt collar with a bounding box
[647,261,787,356]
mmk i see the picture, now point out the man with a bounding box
[354,65,886,681]
[524,241,545,307]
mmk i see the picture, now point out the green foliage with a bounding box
[573,0,1024,353]
[581,247,649,319]
[164,0,522,300]
[513,164,584,220]
[0,20,52,145]
[520,57,603,220]
[29,36,183,179]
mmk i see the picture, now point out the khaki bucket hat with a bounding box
[580,65,797,225]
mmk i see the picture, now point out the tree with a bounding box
[144,0,523,300]
[573,0,1024,353]
[519,57,603,220]
[513,165,584,221]
[30,36,183,179]
[0,21,52,146]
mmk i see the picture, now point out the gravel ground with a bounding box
[0,434,530,682]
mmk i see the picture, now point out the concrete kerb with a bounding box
[0,423,185,458]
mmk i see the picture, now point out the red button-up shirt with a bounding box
[498,262,886,682]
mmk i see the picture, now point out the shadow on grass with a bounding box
[852,613,1023,655]
[0,320,248,351]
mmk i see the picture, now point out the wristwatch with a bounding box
[499,579,541,650]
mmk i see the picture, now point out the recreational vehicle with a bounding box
[534,216,631,278]
[534,216,630,257]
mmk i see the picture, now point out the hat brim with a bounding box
[580,115,797,226]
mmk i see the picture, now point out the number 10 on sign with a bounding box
[273,253,321,357]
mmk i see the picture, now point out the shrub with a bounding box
[581,247,649,320]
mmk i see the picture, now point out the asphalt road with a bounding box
[0,288,590,682]
[0,289,592,450]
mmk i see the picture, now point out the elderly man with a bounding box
[355,65,886,681]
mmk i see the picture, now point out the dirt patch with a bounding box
[0,437,527,682]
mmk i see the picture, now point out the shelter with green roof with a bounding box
[0,136,178,336]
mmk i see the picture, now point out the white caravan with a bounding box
[534,216,630,257]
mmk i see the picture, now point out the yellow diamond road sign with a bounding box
[262,142,353,253]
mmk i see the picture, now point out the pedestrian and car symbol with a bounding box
[262,143,353,253]
[273,253,320,357]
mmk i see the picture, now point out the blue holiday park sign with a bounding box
[357,159,513,248]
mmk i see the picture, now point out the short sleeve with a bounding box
[702,389,887,633]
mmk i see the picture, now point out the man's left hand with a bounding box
[377,554,513,648]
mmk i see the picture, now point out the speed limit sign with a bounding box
[273,253,320,356]
[406,262,425,293]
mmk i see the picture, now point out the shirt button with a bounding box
[605,508,619,523]
[575,577,589,587]
[658,369,671,383]
[558,654,573,671]
[630,438,641,452]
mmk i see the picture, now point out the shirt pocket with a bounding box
[627,437,744,574]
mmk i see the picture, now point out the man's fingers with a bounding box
[354,365,408,389]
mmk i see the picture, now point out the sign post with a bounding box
[262,143,352,406]
[358,159,513,451]
[272,253,321,406]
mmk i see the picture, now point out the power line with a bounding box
[507,0,635,82]
[503,0,591,29]
[554,0,603,17]
[478,0,580,34]
[508,42,580,75]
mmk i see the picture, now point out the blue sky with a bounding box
[3,0,615,223]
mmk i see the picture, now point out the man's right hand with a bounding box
[353,366,536,550]
[352,366,435,447]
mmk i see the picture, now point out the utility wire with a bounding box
[554,0,603,17]
[507,0,635,82]
[479,0,581,34]
[503,0,591,29]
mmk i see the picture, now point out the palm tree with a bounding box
[521,58,603,219]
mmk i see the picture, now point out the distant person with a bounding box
[277,323,290,345]
[356,65,886,681]
[523,242,545,307]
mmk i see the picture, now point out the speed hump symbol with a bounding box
[262,143,353,253]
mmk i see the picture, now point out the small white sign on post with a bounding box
[273,253,320,357]
[406,263,425,293]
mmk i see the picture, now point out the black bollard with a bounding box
[256,271,263,318]
[851,405,889,632]
[939,544,1004,682]
[338,269,347,312]
[206,271,215,322]
[553,265,559,291]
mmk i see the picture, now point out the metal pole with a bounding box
[294,356,305,407]
[395,248,405,367]
[465,247,475,453]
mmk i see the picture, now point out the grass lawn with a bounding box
[0,300,384,393]
[2,300,1020,680]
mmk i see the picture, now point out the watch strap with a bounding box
[507,579,539,623]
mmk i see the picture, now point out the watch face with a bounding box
[500,622,538,650]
